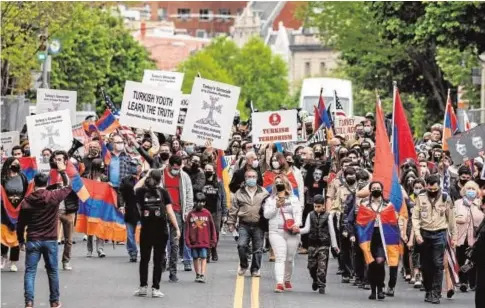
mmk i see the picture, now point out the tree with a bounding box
[178,36,289,119]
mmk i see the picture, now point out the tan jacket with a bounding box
[228,186,269,225]
[412,193,457,241]
[326,174,343,201]
[454,198,484,246]
[330,184,356,214]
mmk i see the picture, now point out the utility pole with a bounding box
[40,28,49,89]
[480,53,485,124]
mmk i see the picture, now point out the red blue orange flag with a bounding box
[442,90,458,151]
[216,149,231,202]
[49,160,89,202]
[373,95,403,214]
[18,157,38,182]
[392,86,417,167]
[313,105,321,132]
[96,109,120,135]
[263,171,299,197]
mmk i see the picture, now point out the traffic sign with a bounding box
[37,52,47,62]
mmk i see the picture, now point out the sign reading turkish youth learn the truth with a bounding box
[142,70,184,91]
[334,116,366,140]
[119,81,181,135]
[26,109,73,173]
[36,89,77,124]
[181,78,241,149]
[251,110,298,144]
[1,131,20,156]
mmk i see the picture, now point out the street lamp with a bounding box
[479,53,485,124]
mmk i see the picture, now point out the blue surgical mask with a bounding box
[466,190,477,200]
[245,178,257,187]
[185,146,194,155]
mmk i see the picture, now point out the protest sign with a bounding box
[72,123,89,157]
[447,124,485,164]
[334,116,366,140]
[177,94,190,127]
[142,70,184,91]
[36,89,77,124]
[181,78,240,149]
[119,81,181,135]
[251,110,298,144]
[306,129,326,146]
[26,109,73,173]
[1,131,19,156]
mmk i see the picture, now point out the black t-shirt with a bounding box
[202,180,219,213]
[135,186,172,229]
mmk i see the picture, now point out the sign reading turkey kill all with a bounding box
[120,81,181,135]
[252,110,298,144]
[181,78,240,149]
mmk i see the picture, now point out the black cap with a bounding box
[313,194,325,204]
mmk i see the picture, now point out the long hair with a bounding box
[1,157,17,183]
[271,152,289,172]
[89,158,105,180]
[271,174,292,197]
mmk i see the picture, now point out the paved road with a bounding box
[1,234,475,308]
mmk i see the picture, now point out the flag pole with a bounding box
[391,81,397,152]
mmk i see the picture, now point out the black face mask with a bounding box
[371,190,382,198]
[306,129,313,135]
[314,151,323,158]
[160,153,170,161]
[23,150,31,157]
[427,190,439,198]
[345,176,356,185]
[276,183,285,192]
[459,178,469,186]
[191,164,199,170]
[10,164,20,173]
[205,171,213,178]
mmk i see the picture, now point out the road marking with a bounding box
[251,277,260,308]
[233,273,245,308]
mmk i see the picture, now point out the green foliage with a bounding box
[178,36,289,119]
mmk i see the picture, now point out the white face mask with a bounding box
[364,127,372,133]
[271,161,280,170]
[115,144,124,151]
[251,160,259,168]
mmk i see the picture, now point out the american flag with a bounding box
[101,88,120,116]
[334,90,347,117]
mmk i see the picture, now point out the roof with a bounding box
[250,1,280,21]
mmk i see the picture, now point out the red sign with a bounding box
[269,113,281,126]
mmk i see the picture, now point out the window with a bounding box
[196,29,207,38]
[320,62,326,75]
[218,8,230,21]
[177,8,190,20]
[158,8,167,21]
[199,9,209,21]
[305,61,311,77]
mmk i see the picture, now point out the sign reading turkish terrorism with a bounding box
[252,110,298,144]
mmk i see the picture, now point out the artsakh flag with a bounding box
[96,109,120,135]
[392,86,417,167]
[18,157,38,182]
[373,95,403,214]
[49,160,89,202]
[442,91,459,151]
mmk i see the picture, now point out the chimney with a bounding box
[141,21,146,40]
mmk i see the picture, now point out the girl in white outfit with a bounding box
[264,175,302,293]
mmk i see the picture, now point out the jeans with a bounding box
[139,226,168,289]
[58,211,74,263]
[126,222,138,258]
[419,229,446,296]
[269,230,300,284]
[87,235,104,254]
[237,223,264,272]
[24,240,59,304]
[168,212,192,275]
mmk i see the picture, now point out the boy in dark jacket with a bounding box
[185,193,217,283]
[300,194,338,295]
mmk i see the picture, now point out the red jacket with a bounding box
[185,208,217,249]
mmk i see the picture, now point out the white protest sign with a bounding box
[1,131,20,156]
[119,81,181,135]
[36,89,77,124]
[142,70,184,91]
[26,109,73,173]
[334,116,366,141]
[181,78,240,149]
[251,110,298,144]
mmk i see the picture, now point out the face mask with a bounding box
[314,151,322,158]
[160,152,170,161]
[414,188,422,196]
[251,160,259,168]
[427,189,439,198]
[205,171,213,178]
[115,144,124,151]
[10,164,20,173]
[276,183,285,192]
[364,127,371,133]
[195,202,205,211]
[89,148,100,157]
[146,177,158,188]
[371,189,382,198]
[191,163,200,170]
[459,178,469,186]
[23,150,31,157]
[345,176,356,185]
[185,146,194,154]
[271,161,280,169]
[245,178,257,187]
[466,190,477,200]
[170,168,180,176]
[41,156,50,164]
[287,161,294,167]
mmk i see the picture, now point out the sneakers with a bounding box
[129,256,137,263]
[386,287,395,297]
[425,292,432,303]
[446,289,455,299]
[238,267,247,276]
[251,270,261,277]
[134,286,148,297]
[198,275,206,283]
[284,281,292,291]
[86,251,93,258]
[1,256,7,269]
[10,262,18,272]
[169,274,179,283]
[62,263,72,271]
[318,287,325,294]
[25,301,33,308]
[50,302,62,308]
[298,247,308,255]
[152,288,164,298]
[459,284,468,292]
[195,274,202,282]
[274,284,285,293]
[341,277,350,283]
[184,263,192,272]
[312,281,318,291]
[97,250,106,258]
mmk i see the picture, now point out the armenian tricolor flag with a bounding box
[76,179,138,242]
[373,94,404,214]
[18,157,38,182]
[96,109,120,135]
[263,170,299,197]
[392,86,417,167]
[49,161,89,202]
[356,202,400,266]
[442,90,459,151]
[216,149,231,204]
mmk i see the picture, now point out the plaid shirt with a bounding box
[108,151,131,187]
